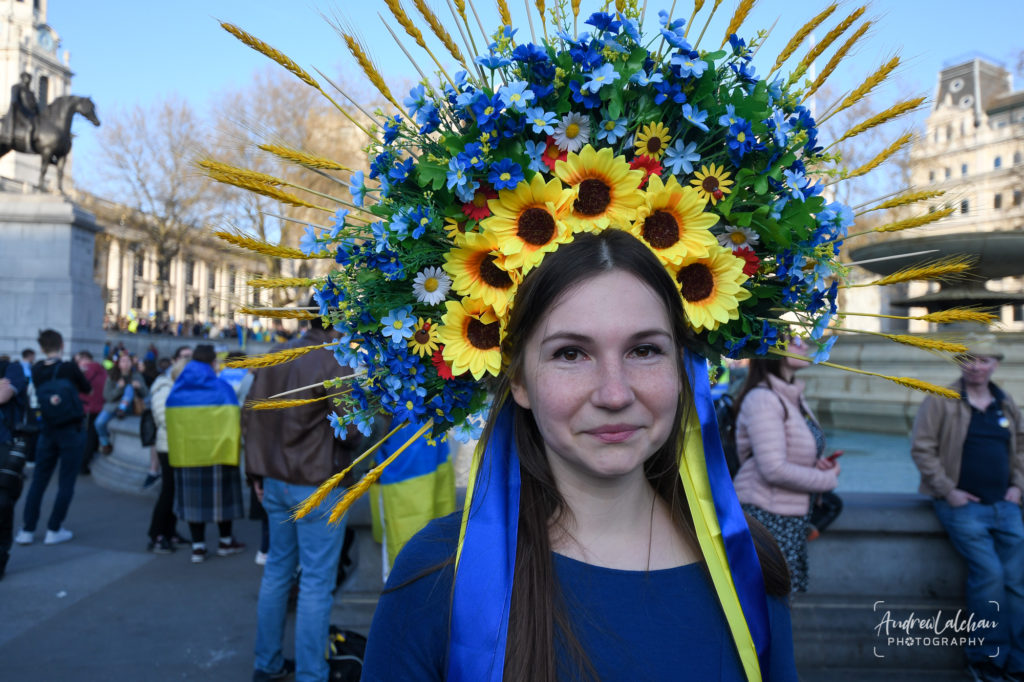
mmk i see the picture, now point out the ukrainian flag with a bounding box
[166,361,240,468]
[374,419,455,577]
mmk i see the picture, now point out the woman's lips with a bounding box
[587,425,639,443]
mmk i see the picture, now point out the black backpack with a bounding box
[714,392,741,478]
[35,363,84,427]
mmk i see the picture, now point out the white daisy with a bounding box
[553,112,592,153]
[717,225,760,250]
[412,266,452,305]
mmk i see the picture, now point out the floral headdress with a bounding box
[206,2,993,679]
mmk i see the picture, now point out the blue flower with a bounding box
[810,336,838,364]
[583,63,620,93]
[488,158,524,190]
[403,84,428,120]
[417,103,440,134]
[568,79,602,109]
[524,106,557,135]
[629,69,664,86]
[369,150,392,180]
[393,387,428,424]
[476,53,512,69]
[329,209,349,239]
[724,335,749,359]
[524,140,547,173]
[470,93,504,128]
[768,109,793,147]
[658,10,689,49]
[681,103,709,132]
[783,168,810,201]
[354,412,375,438]
[663,139,700,175]
[348,171,368,207]
[512,43,549,63]
[730,59,758,85]
[458,142,487,170]
[452,411,486,443]
[454,178,480,203]
[407,206,432,239]
[299,225,320,256]
[728,34,747,57]
[387,157,415,183]
[381,306,416,345]
[585,11,621,34]
[719,105,740,128]
[499,81,535,112]
[446,157,471,191]
[327,413,347,439]
[727,120,757,159]
[382,115,402,145]
[596,115,628,144]
[755,321,779,355]
[671,51,707,79]
[653,79,684,106]
[619,15,641,43]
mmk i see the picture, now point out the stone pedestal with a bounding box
[0,193,104,356]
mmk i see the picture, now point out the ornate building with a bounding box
[905,55,1024,330]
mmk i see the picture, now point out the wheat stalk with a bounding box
[720,0,757,48]
[383,0,456,87]
[869,206,956,234]
[205,171,332,212]
[768,349,961,398]
[837,97,926,145]
[883,335,968,354]
[496,0,512,26]
[223,342,339,369]
[245,393,348,410]
[848,256,974,287]
[861,189,944,214]
[215,231,312,259]
[841,308,999,325]
[770,3,837,74]
[828,55,902,122]
[221,22,320,90]
[412,0,467,65]
[197,159,283,186]
[843,131,913,180]
[789,6,866,85]
[257,144,351,172]
[338,31,400,112]
[326,420,434,524]
[238,306,321,319]
[247,277,317,288]
[804,21,870,99]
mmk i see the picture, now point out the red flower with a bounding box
[432,346,455,380]
[461,185,497,220]
[629,155,663,187]
[540,134,567,172]
[734,246,760,277]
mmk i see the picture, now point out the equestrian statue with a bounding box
[0,72,100,192]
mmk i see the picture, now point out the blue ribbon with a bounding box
[684,349,772,677]
[447,404,520,682]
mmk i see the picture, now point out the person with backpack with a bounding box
[14,329,92,546]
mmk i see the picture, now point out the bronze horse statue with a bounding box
[0,95,100,192]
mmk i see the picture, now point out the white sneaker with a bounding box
[14,529,34,545]
[44,528,73,545]
[255,551,268,566]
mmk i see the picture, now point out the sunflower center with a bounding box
[646,136,663,153]
[642,211,680,249]
[423,277,439,292]
[701,176,720,193]
[574,179,611,216]
[414,328,432,344]
[478,254,514,289]
[467,317,500,350]
[677,263,715,302]
[566,122,581,139]
[517,207,556,245]
[729,232,746,245]
[473,192,488,208]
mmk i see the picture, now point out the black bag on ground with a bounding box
[139,409,157,447]
[714,392,741,478]
[327,625,366,681]
[36,363,84,427]
[809,491,843,534]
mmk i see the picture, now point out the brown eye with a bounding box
[554,347,583,361]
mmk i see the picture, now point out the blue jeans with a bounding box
[95,386,134,447]
[254,478,347,681]
[934,499,1024,670]
[21,423,86,532]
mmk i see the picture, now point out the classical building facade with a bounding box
[905,56,1024,330]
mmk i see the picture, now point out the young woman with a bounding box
[95,352,147,455]
[362,230,798,681]
[733,339,841,593]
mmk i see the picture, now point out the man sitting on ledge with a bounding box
[911,333,1024,682]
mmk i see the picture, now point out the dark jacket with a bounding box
[31,358,92,428]
[243,328,362,486]
[80,361,107,415]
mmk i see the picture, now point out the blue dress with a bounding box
[362,513,799,681]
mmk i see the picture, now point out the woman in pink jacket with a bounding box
[733,337,840,592]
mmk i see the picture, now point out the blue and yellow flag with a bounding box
[166,361,240,468]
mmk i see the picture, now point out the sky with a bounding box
[44,0,1023,193]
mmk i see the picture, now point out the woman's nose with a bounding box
[592,359,635,409]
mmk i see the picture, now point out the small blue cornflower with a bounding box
[524,140,547,173]
[619,15,641,43]
[470,93,504,128]
[810,336,838,364]
[568,80,602,109]
[348,171,368,207]
[498,81,535,112]
[768,109,793,147]
[783,168,810,202]
[755,321,779,356]
[718,105,740,128]
[327,413,347,440]
[658,10,689,49]
[407,206,432,239]
[488,158,524,191]
[299,225,320,256]
[446,157,471,191]
[403,84,428,120]
[382,115,402,145]
[380,306,416,345]
[662,139,700,175]
[629,70,664,86]
[727,120,756,158]
[455,178,480,203]
[584,11,621,33]
[458,142,487,170]
[524,106,558,135]
[596,116,628,144]
[681,103,709,132]
[329,209,349,239]
[387,157,415,183]
[671,51,707,79]
[476,53,512,70]
[583,63,620,93]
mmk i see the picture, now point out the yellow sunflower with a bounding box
[408,317,440,358]
[634,121,672,160]
[554,144,644,232]
[437,298,504,380]
[689,163,734,206]
[443,230,522,316]
[444,216,471,244]
[670,245,752,332]
[482,173,574,273]
[629,175,719,267]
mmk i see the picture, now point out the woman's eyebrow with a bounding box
[540,329,672,345]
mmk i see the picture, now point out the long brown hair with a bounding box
[472,230,789,682]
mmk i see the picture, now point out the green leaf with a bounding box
[753,174,768,195]
[608,86,623,120]
[417,163,447,191]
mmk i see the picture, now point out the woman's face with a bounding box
[784,337,811,372]
[511,270,682,486]
[117,354,133,373]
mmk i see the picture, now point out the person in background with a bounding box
[146,357,187,554]
[95,352,147,455]
[166,344,245,563]
[911,334,1024,682]
[244,309,364,682]
[15,330,91,546]
[732,336,840,593]
[75,351,106,476]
